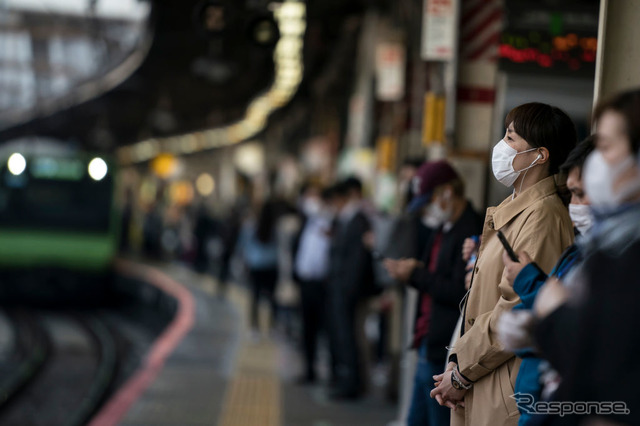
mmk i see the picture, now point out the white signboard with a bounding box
[375,42,406,101]
[421,0,457,61]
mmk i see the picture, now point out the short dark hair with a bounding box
[341,176,363,195]
[593,88,640,154]
[328,182,348,198]
[321,186,337,201]
[299,180,323,197]
[559,135,596,178]
[505,102,578,175]
[402,158,424,169]
[433,177,465,198]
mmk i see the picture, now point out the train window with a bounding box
[0,164,114,232]
[0,0,152,130]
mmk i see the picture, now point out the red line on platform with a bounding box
[88,260,195,426]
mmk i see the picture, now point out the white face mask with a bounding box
[492,140,541,187]
[583,150,640,208]
[422,200,452,229]
[568,203,593,235]
[302,198,322,216]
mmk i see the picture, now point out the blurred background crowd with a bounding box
[2,0,640,425]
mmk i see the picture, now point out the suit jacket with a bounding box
[450,176,575,426]
[328,211,375,299]
[408,201,482,364]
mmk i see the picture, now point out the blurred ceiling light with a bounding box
[88,157,108,181]
[7,153,26,176]
[118,0,306,164]
[151,153,177,179]
[196,173,215,196]
[180,135,199,154]
[276,38,302,55]
[234,142,264,177]
[280,20,306,36]
[170,180,194,206]
[204,130,224,148]
[135,139,159,162]
[278,3,305,18]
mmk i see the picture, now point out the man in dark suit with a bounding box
[385,161,483,426]
[326,177,375,400]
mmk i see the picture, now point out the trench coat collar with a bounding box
[490,175,559,231]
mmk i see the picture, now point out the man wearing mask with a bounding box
[398,158,428,210]
[293,183,334,385]
[497,136,595,426]
[531,89,640,425]
[384,160,482,426]
[326,177,375,399]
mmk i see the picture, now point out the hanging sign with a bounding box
[421,0,457,61]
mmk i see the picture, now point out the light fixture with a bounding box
[196,173,215,196]
[88,157,108,181]
[117,0,306,164]
[234,142,265,177]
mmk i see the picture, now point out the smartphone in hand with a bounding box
[497,230,519,262]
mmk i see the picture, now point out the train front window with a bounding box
[0,163,113,232]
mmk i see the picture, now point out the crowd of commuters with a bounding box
[128,87,640,425]
[425,88,640,426]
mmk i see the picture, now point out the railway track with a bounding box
[0,309,119,426]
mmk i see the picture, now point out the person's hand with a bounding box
[363,231,375,250]
[502,250,532,286]
[464,270,473,290]
[430,362,467,410]
[384,258,424,282]
[383,258,399,279]
[394,258,421,282]
[533,277,568,318]
[497,310,536,351]
[462,238,478,262]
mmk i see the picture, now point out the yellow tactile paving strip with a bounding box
[218,374,281,426]
[217,281,282,426]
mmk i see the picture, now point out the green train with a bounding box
[0,139,119,275]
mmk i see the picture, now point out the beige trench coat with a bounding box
[450,176,574,426]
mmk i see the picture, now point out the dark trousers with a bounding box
[327,284,361,394]
[249,267,279,330]
[407,339,451,426]
[217,253,232,297]
[299,278,326,379]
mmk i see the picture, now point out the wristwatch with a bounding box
[451,369,473,391]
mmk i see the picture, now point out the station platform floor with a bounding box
[115,261,398,426]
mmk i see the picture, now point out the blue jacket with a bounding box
[511,243,581,426]
[240,223,279,270]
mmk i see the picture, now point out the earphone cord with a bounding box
[517,167,530,196]
[516,152,542,198]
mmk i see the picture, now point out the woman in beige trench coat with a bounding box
[430,102,577,426]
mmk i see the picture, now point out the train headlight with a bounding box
[88,157,108,181]
[8,153,26,175]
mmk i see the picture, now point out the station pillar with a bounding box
[594,0,640,103]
